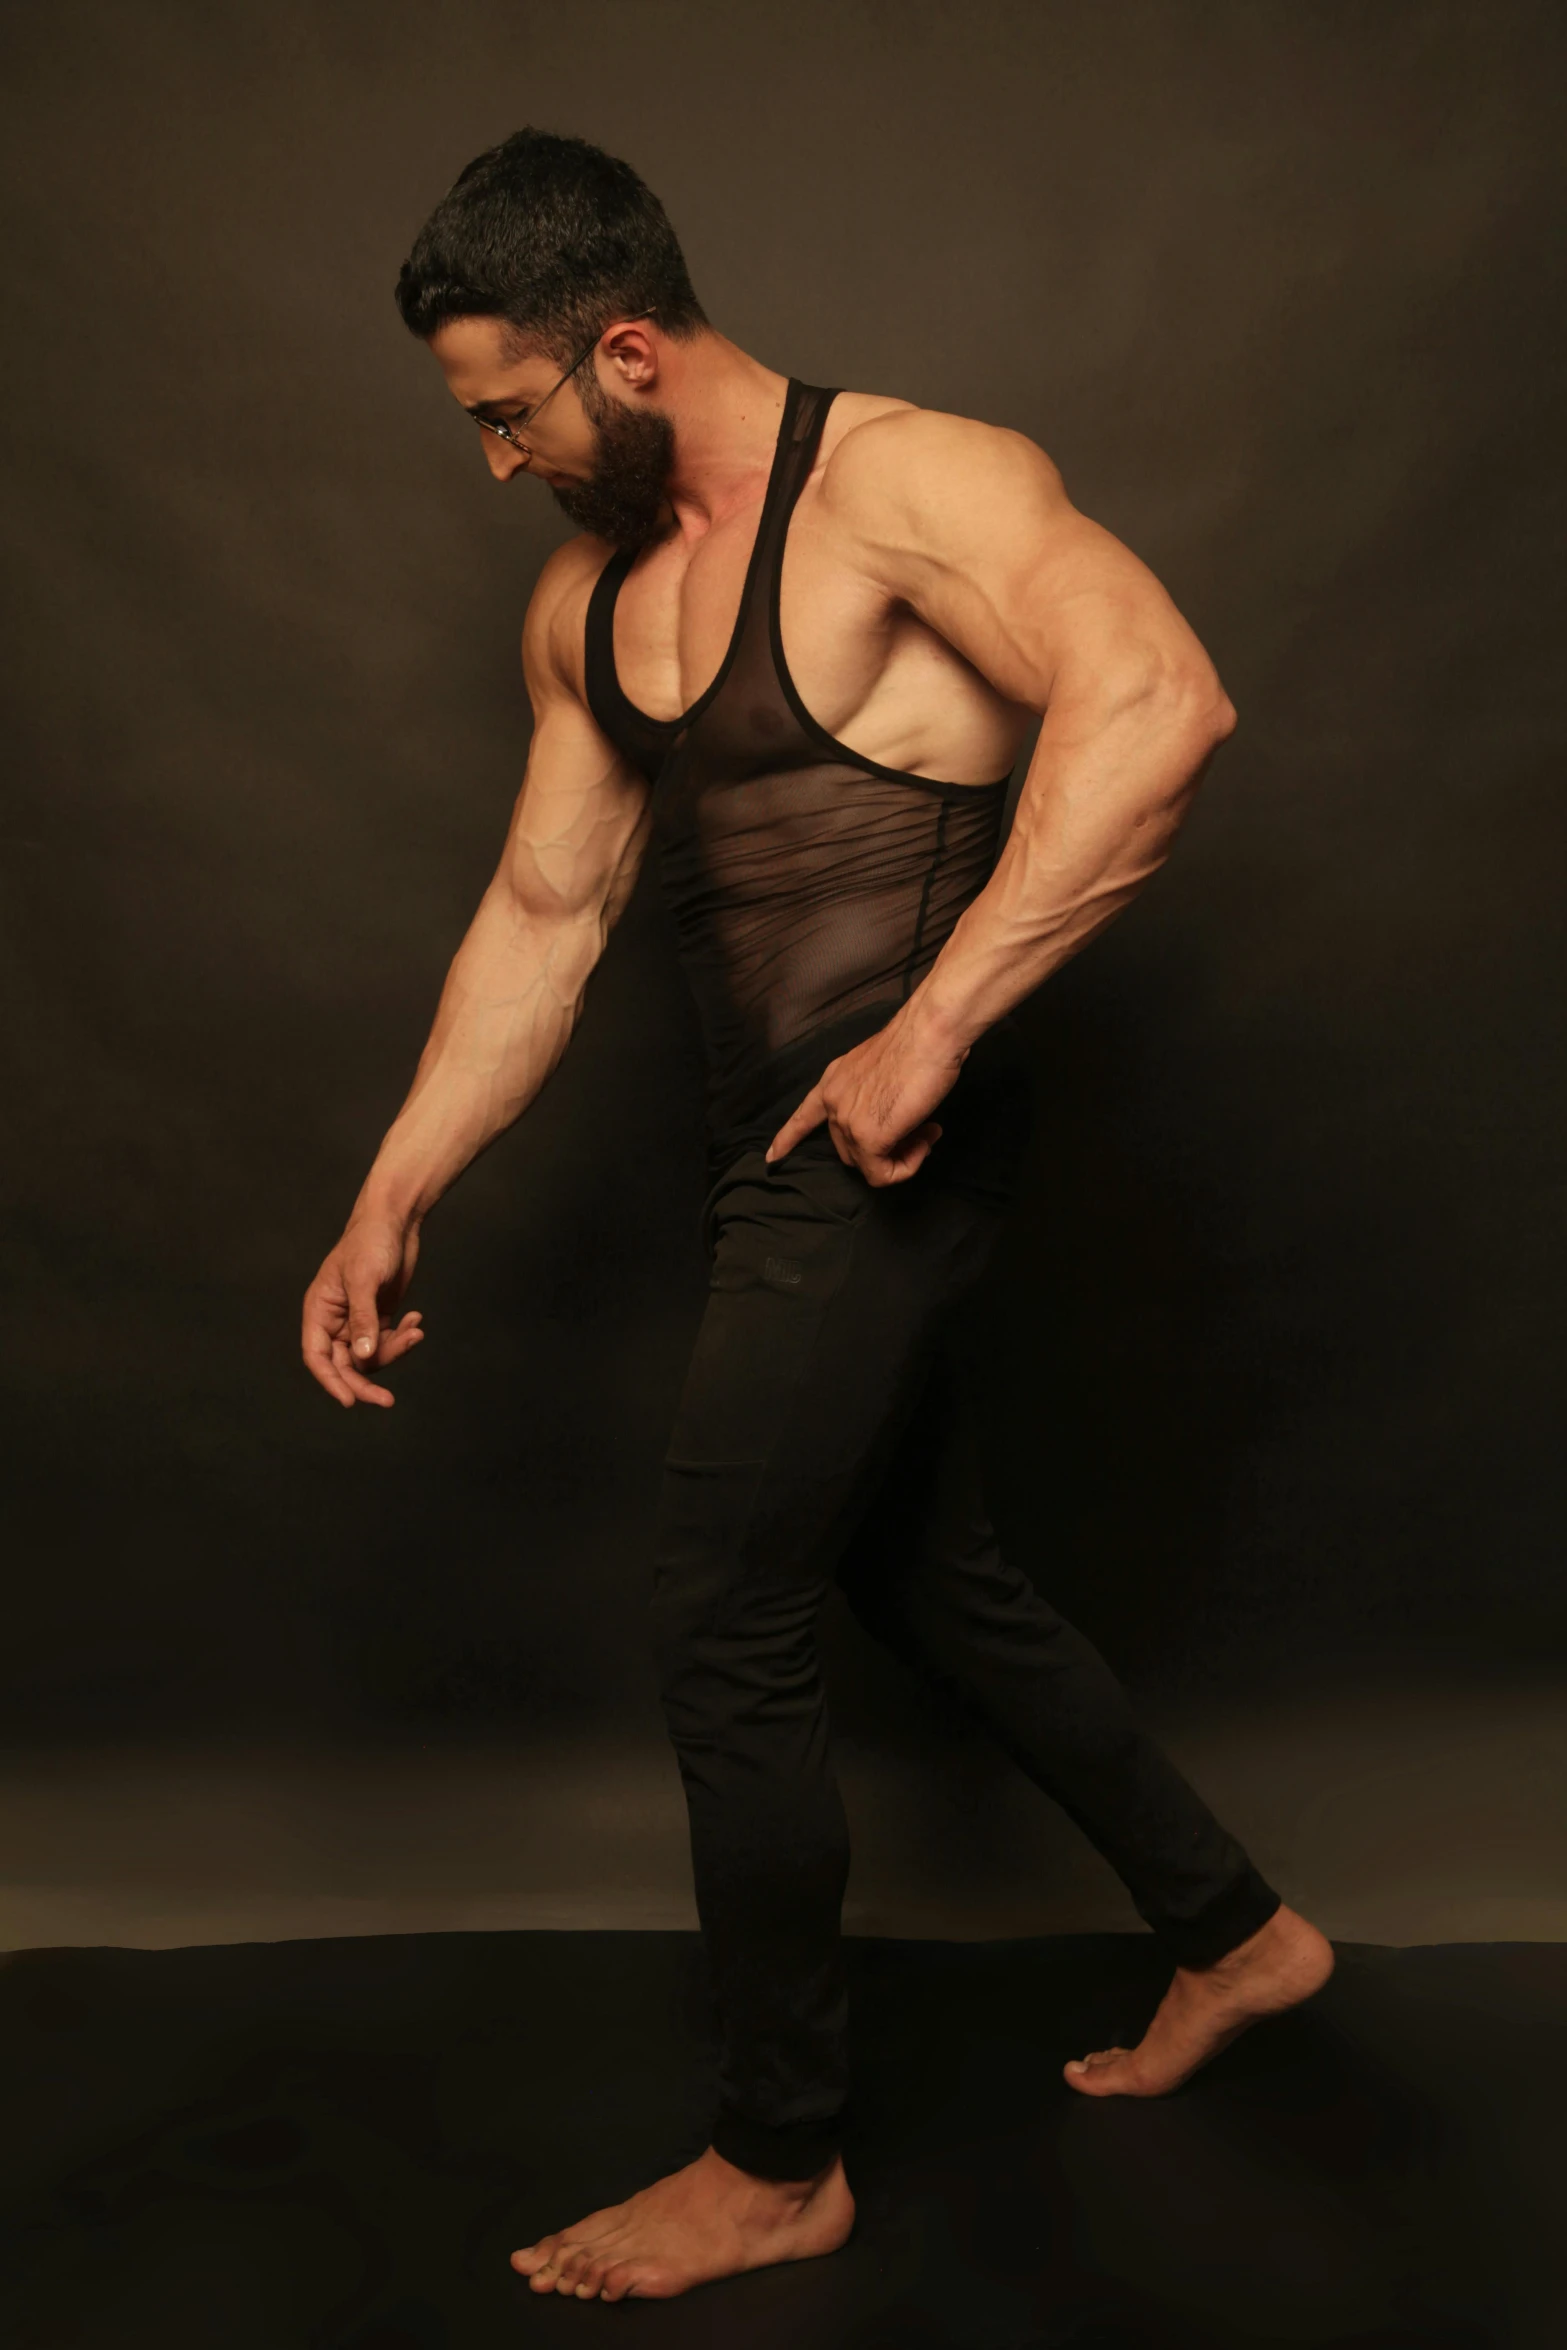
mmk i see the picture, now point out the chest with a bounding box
[609,479,892,728]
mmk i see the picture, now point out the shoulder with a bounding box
[819,398,1071,552]
[521,532,615,701]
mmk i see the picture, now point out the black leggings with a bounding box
[649,1140,1279,2182]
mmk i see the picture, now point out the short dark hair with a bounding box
[395,129,707,358]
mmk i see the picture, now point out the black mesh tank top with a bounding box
[584,378,1024,1175]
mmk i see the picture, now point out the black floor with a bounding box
[3,1932,1562,2349]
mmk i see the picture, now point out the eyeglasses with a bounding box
[472,309,658,459]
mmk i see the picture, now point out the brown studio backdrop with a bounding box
[2,0,1564,1762]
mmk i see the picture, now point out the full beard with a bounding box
[550,378,675,549]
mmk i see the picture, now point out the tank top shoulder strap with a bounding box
[752,381,838,579]
[582,381,839,778]
[584,546,673,781]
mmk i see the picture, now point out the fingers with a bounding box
[887,1118,943,1181]
[302,1322,356,1407]
[376,1311,424,1365]
[851,1119,944,1187]
[766,1083,828,1163]
[330,1336,396,1407]
[315,1316,425,1409]
[303,1220,424,1408]
[345,1262,387,1364]
[301,1282,358,1408]
[762,1081,947,1189]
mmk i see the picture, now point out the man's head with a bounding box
[395,130,707,545]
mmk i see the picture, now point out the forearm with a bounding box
[352,882,605,1225]
[910,684,1232,1052]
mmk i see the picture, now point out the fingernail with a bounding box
[355,1337,374,1356]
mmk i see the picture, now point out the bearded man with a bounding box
[302,129,1332,2305]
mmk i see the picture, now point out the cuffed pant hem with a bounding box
[710,2106,844,2182]
[1155,1867,1283,1970]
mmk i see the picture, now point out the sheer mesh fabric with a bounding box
[584,381,1011,1161]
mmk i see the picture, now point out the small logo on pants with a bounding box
[764,1254,804,1288]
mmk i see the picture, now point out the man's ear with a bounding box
[601,318,659,390]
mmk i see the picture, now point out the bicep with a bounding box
[837,414,1223,719]
[499,583,653,927]
[499,695,652,931]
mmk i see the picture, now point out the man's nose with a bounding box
[482,438,531,483]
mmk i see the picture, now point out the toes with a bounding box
[512,2208,620,2283]
[554,2234,627,2298]
[599,2259,667,2303]
[513,2235,574,2294]
[1064,2047,1131,2094]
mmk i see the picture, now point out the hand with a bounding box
[765,1001,968,1185]
[301,1211,425,1408]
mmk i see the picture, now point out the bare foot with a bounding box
[1064,1903,1335,2099]
[510,2144,855,2302]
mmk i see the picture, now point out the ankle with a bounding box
[1192,1906,1293,1974]
[708,2146,840,2205]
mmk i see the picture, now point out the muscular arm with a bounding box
[360,587,650,1223]
[303,549,651,1404]
[770,411,1234,1176]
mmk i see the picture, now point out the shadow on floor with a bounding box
[3,1932,1560,2347]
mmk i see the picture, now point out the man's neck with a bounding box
[654,333,790,541]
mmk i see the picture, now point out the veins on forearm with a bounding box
[917,706,1217,1042]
